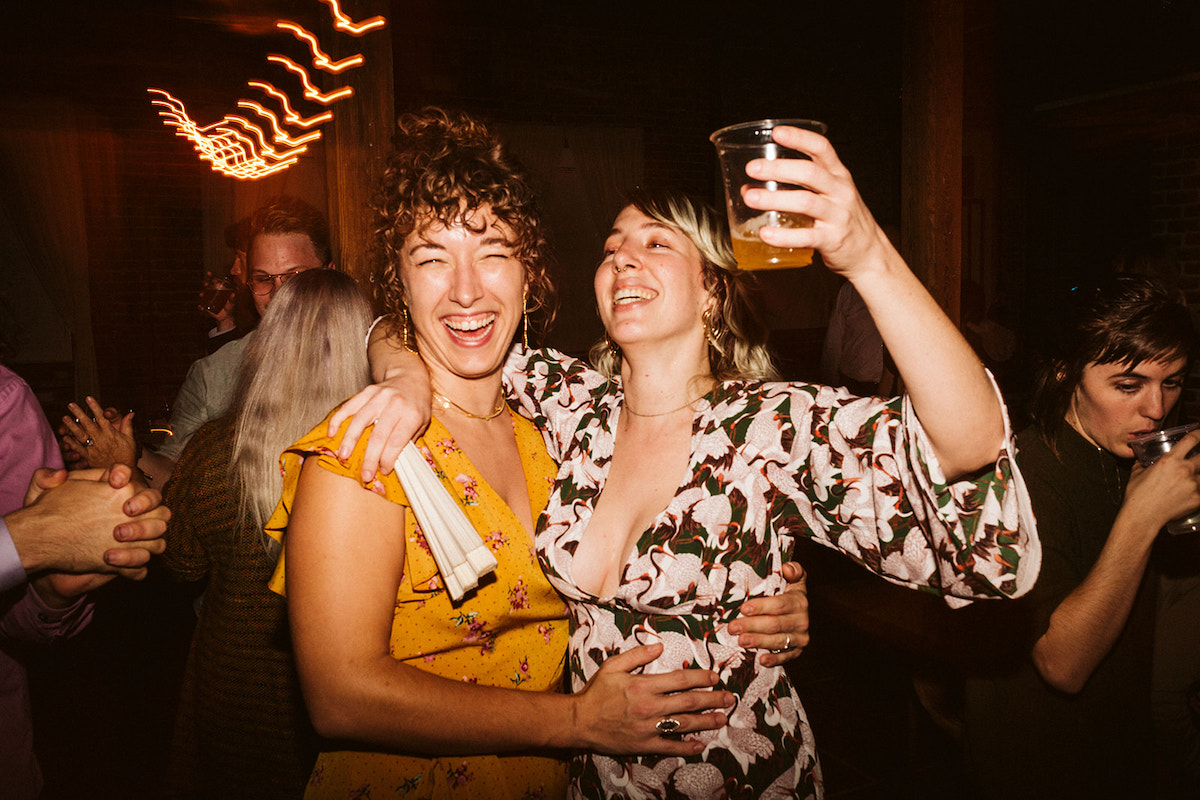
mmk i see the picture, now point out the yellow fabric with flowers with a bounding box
[267,410,569,799]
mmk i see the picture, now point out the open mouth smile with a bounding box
[443,313,497,342]
[613,287,656,307]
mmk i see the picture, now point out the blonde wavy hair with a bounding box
[228,269,373,558]
[589,189,778,381]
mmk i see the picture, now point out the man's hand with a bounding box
[10,464,169,580]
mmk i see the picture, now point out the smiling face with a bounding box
[595,205,714,354]
[1068,354,1188,458]
[400,206,527,388]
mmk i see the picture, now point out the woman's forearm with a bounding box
[287,460,724,759]
[852,253,1004,479]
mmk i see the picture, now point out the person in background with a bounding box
[818,223,899,396]
[2,360,169,800]
[962,274,1200,800]
[62,195,334,488]
[158,269,372,799]
[201,215,256,354]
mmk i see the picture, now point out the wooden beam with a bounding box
[321,3,395,294]
[902,0,964,324]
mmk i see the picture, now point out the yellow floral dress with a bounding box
[267,409,570,800]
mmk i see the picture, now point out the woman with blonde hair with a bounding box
[349,125,1040,798]
[160,268,373,799]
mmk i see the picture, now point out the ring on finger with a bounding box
[769,633,792,655]
[83,437,95,447]
[655,717,681,735]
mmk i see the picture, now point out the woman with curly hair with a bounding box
[268,108,809,799]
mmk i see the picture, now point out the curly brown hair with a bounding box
[372,107,556,345]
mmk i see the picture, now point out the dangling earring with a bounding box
[401,305,416,354]
[605,332,621,358]
[522,287,530,349]
[702,306,725,355]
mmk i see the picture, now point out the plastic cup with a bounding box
[1129,422,1200,535]
[200,276,235,314]
[709,118,828,270]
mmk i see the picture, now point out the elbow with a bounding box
[297,660,369,740]
[1031,640,1088,695]
[304,687,360,740]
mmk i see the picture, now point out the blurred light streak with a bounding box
[149,1,386,178]
[267,54,355,103]
[237,100,323,146]
[319,0,387,35]
[223,115,310,161]
[148,89,300,180]
[277,21,364,73]
[246,81,333,128]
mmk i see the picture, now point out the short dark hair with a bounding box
[246,195,333,268]
[1031,274,1197,453]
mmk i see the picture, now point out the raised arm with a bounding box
[745,125,1003,478]
[284,459,730,757]
[1033,432,1200,693]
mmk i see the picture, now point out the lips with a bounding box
[443,313,496,343]
[612,286,656,306]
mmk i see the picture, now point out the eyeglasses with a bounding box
[248,267,312,295]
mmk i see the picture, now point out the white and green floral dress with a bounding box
[504,347,1039,800]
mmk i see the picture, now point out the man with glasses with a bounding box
[139,195,334,485]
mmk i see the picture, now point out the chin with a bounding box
[1113,442,1136,459]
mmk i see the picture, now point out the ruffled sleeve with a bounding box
[749,373,1038,607]
[266,411,463,598]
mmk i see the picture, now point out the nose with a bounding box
[448,262,484,306]
[611,242,637,275]
[1142,386,1167,423]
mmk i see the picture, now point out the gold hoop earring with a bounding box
[401,306,416,354]
[702,307,725,354]
[522,287,529,349]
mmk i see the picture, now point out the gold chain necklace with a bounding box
[623,396,703,418]
[432,388,506,421]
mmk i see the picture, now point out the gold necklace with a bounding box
[432,387,506,421]
[623,396,703,418]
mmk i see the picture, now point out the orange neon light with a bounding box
[246,81,333,128]
[148,1,387,179]
[237,100,323,146]
[148,89,300,180]
[268,54,355,103]
[319,0,387,35]
[223,115,311,161]
[276,21,364,73]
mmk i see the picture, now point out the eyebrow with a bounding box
[607,220,676,238]
[1112,366,1187,380]
[407,234,512,257]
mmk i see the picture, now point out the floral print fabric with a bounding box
[503,347,1039,800]
[267,410,570,799]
